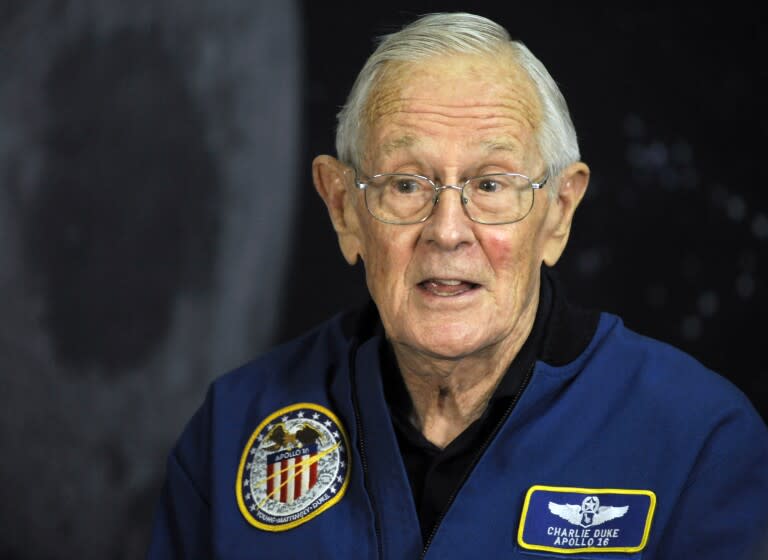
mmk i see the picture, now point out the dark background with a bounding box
[0,1,765,558]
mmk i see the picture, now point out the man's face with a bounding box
[317,53,586,361]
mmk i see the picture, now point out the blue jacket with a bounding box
[148,303,768,559]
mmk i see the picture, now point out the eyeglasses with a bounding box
[354,171,548,225]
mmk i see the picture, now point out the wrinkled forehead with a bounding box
[361,51,542,163]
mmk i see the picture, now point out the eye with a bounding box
[477,179,502,193]
[393,179,421,194]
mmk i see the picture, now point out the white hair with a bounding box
[335,12,580,190]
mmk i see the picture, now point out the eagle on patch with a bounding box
[262,422,323,452]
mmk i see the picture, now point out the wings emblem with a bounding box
[548,496,629,528]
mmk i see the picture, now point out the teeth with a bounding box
[420,279,476,297]
[433,290,458,297]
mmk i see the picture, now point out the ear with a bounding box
[541,162,590,267]
[312,155,364,265]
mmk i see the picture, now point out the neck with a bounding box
[391,291,539,448]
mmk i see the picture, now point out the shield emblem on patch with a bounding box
[266,445,319,503]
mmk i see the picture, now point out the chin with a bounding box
[409,328,493,361]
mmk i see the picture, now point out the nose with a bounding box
[421,185,475,250]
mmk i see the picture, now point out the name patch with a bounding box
[236,403,350,531]
[518,485,656,554]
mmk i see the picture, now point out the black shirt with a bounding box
[381,273,553,542]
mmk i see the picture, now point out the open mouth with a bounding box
[418,278,480,297]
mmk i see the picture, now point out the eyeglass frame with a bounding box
[353,170,549,225]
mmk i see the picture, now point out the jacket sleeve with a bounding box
[655,397,768,560]
[146,393,213,559]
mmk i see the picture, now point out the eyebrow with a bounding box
[479,139,520,154]
[379,135,419,156]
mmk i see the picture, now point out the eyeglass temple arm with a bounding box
[531,174,548,190]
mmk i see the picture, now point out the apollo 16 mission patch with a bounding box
[236,403,351,531]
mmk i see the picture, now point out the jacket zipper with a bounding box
[349,341,384,560]
[419,361,537,559]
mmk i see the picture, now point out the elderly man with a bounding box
[148,13,768,559]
